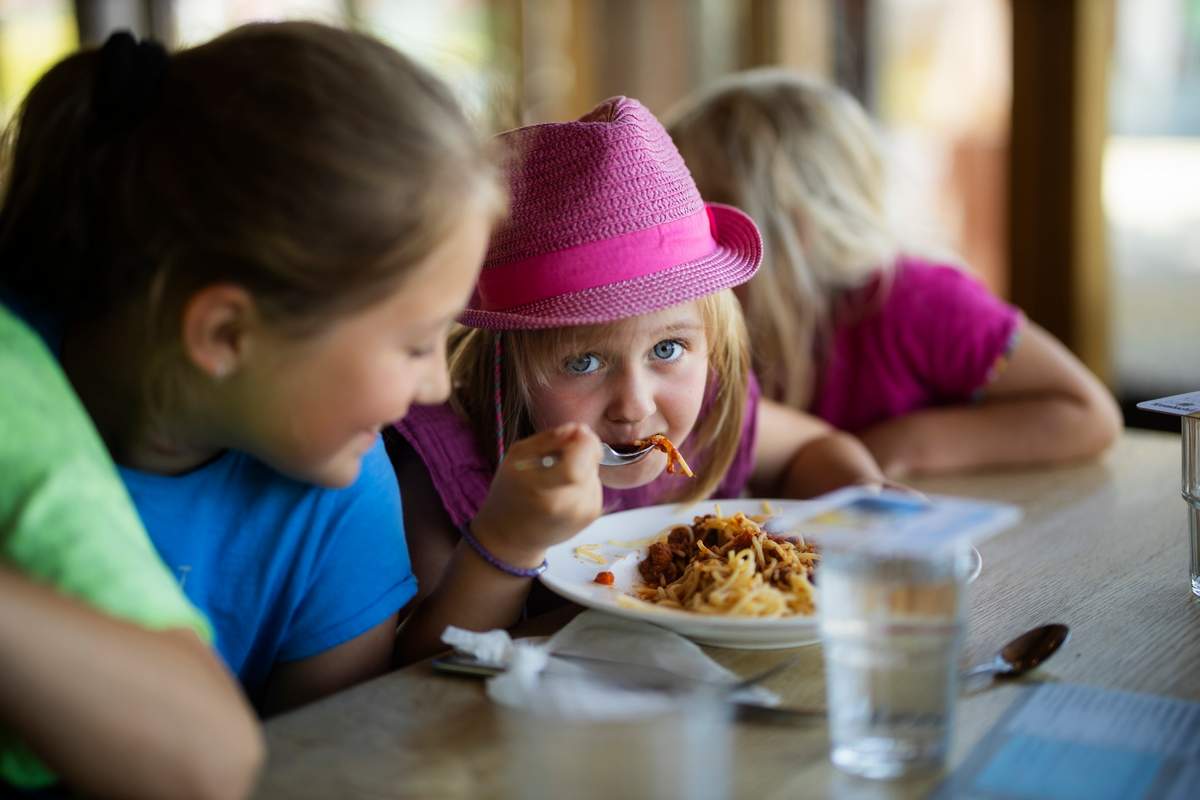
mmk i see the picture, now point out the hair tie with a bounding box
[92,30,168,129]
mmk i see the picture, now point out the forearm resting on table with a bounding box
[0,567,263,800]
[772,431,885,498]
[859,394,1121,478]
[394,540,535,666]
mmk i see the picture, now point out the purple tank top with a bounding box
[396,374,761,528]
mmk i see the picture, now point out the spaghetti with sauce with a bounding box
[634,512,818,617]
[633,433,694,478]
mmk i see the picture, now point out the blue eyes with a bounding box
[565,354,602,375]
[652,340,684,362]
[562,340,685,375]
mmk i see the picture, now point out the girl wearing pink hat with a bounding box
[389,97,886,657]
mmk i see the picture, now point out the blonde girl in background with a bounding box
[667,70,1121,478]
[0,22,504,718]
[390,97,888,653]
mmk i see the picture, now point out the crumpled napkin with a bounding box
[442,611,780,720]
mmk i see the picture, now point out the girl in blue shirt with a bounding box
[0,22,504,714]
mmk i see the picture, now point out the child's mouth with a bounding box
[611,434,665,454]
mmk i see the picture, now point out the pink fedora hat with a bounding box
[459,96,762,330]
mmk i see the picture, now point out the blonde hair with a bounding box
[666,69,898,408]
[448,290,750,505]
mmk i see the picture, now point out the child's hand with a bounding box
[471,422,603,569]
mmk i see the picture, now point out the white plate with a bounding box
[540,499,983,650]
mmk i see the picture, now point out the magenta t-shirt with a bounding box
[809,258,1022,433]
[396,374,761,528]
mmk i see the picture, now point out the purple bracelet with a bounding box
[459,522,548,578]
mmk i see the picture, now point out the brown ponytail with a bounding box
[0,21,501,336]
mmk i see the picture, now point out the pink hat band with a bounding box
[474,207,718,312]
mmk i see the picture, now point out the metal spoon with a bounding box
[960,623,1070,682]
[512,442,656,471]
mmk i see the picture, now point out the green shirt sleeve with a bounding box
[0,304,212,788]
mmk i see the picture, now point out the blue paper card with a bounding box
[936,684,1200,799]
[1137,390,1200,418]
[778,486,1021,555]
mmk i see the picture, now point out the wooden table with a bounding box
[254,430,1198,799]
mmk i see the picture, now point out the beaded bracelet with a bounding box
[459,522,548,578]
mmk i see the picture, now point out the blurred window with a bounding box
[174,0,343,45]
[870,0,1011,297]
[1106,0,1200,396]
[354,0,513,128]
[173,0,511,129]
[0,0,77,123]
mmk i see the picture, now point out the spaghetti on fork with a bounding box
[633,433,694,478]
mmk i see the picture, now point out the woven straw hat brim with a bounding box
[459,203,761,331]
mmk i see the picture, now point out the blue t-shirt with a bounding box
[119,439,416,698]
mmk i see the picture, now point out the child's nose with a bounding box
[604,367,656,425]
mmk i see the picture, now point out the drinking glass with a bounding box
[818,540,971,780]
[1183,415,1200,597]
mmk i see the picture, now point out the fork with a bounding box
[512,442,657,471]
